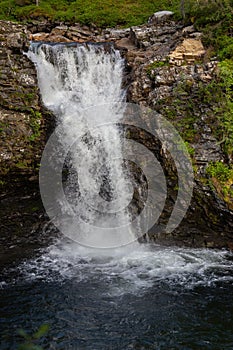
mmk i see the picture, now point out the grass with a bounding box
[0,0,232,61]
[0,0,180,27]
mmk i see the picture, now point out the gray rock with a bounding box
[148,11,174,24]
[0,20,49,185]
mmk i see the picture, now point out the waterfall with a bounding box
[27,43,136,249]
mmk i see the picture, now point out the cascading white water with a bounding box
[1,41,232,301]
[27,43,135,248]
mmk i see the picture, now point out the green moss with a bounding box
[184,141,195,156]
[206,161,233,183]
[13,90,37,107]
[0,0,232,57]
[15,160,30,169]
[154,78,199,143]
[0,0,231,46]
[0,0,179,27]
[146,59,170,77]
[29,109,42,142]
[206,161,233,207]
[216,59,233,158]
[152,64,233,161]
[195,60,233,160]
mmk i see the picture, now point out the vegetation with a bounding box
[206,161,233,208]
[217,59,233,160]
[29,109,42,142]
[0,0,232,68]
[206,161,233,183]
[0,0,232,203]
[146,59,170,76]
[0,0,232,45]
[18,324,49,350]
[0,0,178,27]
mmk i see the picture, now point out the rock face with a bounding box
[121,21,233,247]
[0,21,52,192]
[0,19,232,248]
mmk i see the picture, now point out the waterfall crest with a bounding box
[27,43,136,248]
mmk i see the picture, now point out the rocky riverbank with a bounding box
[0,13,232,249]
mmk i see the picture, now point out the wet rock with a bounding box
[30,32,50,41]
[27,20,54,34]
[104,28,130,40]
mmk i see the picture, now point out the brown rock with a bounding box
[30,32,50,41]
[115,38,136,50]
[51,25,68,36]
[169,39,206,64]
[43,35,72,43]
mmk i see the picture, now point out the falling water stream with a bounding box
[28,42,135,248]
[1,43,233,349]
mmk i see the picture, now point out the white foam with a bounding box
[11,241,233,296]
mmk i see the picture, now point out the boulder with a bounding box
[148,11,174,24]
[169,38,206,64]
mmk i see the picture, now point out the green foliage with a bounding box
[0,0,16,20]
[0,0,178,27]
[206,161,233,203]
[18,324,49,350]
[0,0,232,52]
[156,64,233,160]
[156,77,199,143]
[186,0,233,60]
[184,141,195,156]
[146,59,170,77]
[215,59,233,159]
[29,109,42,142]
[206,161,233,183]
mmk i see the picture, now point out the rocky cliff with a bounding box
[0,21,54,193]
[0,16,232,248]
